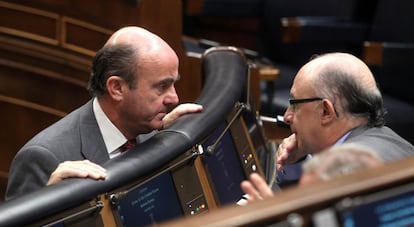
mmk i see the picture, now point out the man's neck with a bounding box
[330,116,368,143]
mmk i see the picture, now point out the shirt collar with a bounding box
[93,98,127,157]
[335,130,352,145]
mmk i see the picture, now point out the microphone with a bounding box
[205,102,247,156]
[259,115,289,128]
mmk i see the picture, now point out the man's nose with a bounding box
[165,86,179,105]
[283,108,293,125]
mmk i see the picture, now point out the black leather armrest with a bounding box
[0,46,249,226]
[281,16,370,44]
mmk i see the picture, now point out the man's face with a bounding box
[120,53,179,135]
[283,70,324,154]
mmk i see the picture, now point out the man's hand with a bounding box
[276,133,305,171]
[240,173,274,203]
[162,103,203,128]
[47,160,107,185]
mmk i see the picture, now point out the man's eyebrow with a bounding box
[155,77,176,86]
[154,74,180,87]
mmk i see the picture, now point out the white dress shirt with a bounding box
[93,98,128,159]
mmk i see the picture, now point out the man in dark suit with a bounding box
[5,26,203,200]
[241,52,414,202]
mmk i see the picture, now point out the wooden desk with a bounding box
[160,155,414,226]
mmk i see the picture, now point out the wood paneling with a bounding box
[0,0,201,102]
[0,0,202,201]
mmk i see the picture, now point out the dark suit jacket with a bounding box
[345,125,414,162]
[5,100,109,200]
[275,125,414,188]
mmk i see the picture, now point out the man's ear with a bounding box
[320,99,337,124]
[106,76,124,101]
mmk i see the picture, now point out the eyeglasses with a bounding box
[289,97,323,111]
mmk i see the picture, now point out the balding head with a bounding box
[88,26,179,97]
[292,52,385,127]
[305,53,377,91]
[105,26,177,60]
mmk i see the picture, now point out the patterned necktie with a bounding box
[121,138,137,152]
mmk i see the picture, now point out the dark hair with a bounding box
[88,44,138,97]
[316,67,386,127]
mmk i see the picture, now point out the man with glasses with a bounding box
[241,52,414,202]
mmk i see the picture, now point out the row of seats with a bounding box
[264,0,414,144]
[183,0,414,144]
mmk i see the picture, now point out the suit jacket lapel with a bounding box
[79,100,110,164]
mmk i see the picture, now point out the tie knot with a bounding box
[122,138,137,152]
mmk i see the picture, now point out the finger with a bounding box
[60,160,106,178]
[73,160,107,179]
[276,134,298,168]
[277,150,291,171]
[79,160,107,173]
[277,163,284,171]
[278,149,289,162]
[249,173,273,198]
[163,103,203,128]
[177,103,203,112]
[169,103,203,118]
[240,173,274,202]
[240,181,263,202]
[47,160,107,185]
[276,143,288,164]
